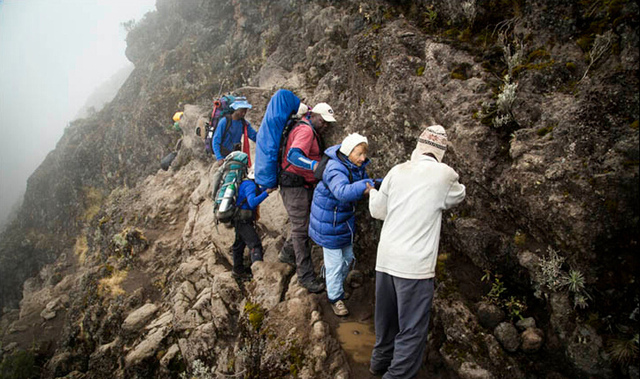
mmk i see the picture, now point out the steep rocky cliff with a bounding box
[1,0,638,378]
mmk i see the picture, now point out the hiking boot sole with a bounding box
[299,280,325,294]
[369,367,387,376]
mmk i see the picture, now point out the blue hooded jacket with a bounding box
[309,145,373,249]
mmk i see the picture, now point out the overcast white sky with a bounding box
[0,0,156,229]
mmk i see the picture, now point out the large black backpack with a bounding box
[277,119,325,186]
[313,153,353,183]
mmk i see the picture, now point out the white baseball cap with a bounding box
[311,102,336,122]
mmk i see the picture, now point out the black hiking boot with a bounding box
[232,267,252,281]
[278,246,296,266]
[299,277,325,293]
[369,366,387,376]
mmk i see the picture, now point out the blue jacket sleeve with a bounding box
[212,118,227,160]
[246,188,269,209]
[286,148,317,171]
[239,181,269,210]
[324,162,372,203]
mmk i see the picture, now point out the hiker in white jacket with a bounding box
[368,125,465,379]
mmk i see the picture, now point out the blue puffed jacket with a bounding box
[309,145,373,249]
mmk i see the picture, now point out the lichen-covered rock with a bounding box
[515,317,537,331]
[566,324,611,377]
[493,322,520,353]
[125,326,170,367]
[122,303,159,332]
[247,261,293,310]
[459,361,494,379]
[476,301,505,330]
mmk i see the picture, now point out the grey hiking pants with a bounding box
[280,186,315,283]
[370,271,434,379]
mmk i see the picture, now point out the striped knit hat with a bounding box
[416,125,447,162]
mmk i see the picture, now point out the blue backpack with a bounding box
[254,90,301,188]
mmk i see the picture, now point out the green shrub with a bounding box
[513,230,527,246]
[244,302,265,331]
[0,350,38,379]
[505,296,527,320]
[481,270,506,305]
[536,125,554,137]
[607,334,639,366]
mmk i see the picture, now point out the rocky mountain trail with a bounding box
[1,106,369,377]
[1,0,638,378]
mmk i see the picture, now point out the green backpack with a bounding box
[211,151,249,224]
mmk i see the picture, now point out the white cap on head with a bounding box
[415,125,448,162]
[311,102,336,122]
[339,133,368,156]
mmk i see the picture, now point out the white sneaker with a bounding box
[331,300,349,316]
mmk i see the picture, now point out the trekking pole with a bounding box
[217,81,224,97]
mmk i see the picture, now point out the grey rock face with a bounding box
[1,1,637,379]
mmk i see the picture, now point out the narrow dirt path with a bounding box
[318,277,379,378]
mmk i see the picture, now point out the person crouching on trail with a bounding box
[278,102,336,294]
[308,133,379,316]
[231,169,275,280]
[368,125,466,378]
[213,99,257,165]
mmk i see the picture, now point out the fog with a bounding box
[0,0,156,230]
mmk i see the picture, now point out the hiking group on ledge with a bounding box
[182,89,466,379]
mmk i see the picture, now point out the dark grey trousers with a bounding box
[280,186,315,283]
[370,271,434,379]
[232,220,262,272]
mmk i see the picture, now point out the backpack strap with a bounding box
[215,115,235,157]
[280,119,319,172]
[221,115,233,144]
[336,152,354,183]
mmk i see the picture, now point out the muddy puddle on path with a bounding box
[336,321,376,364]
